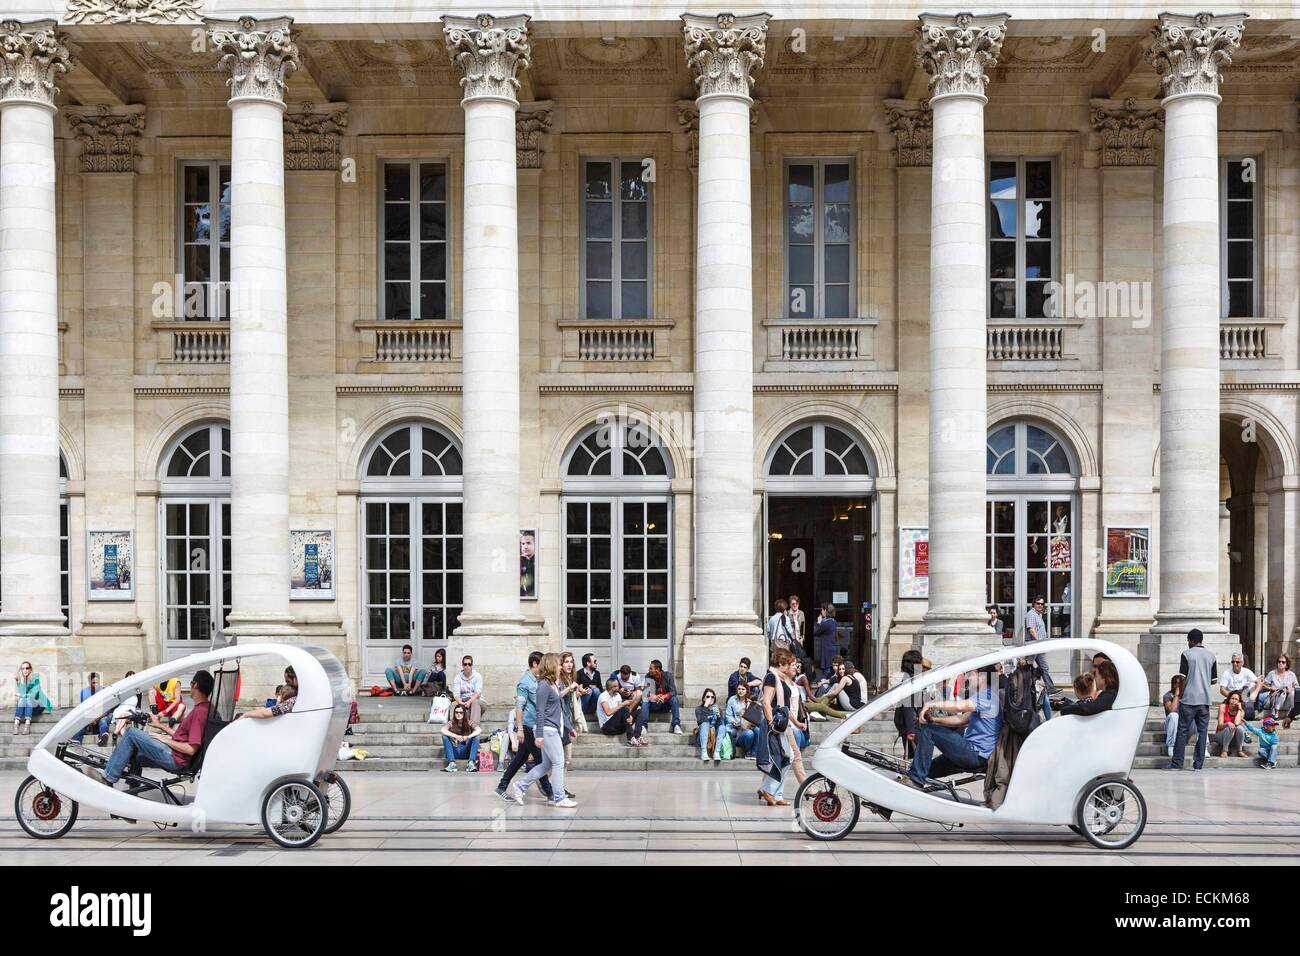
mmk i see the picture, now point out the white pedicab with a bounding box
[14,643,354,849]
[795,638,1149,850]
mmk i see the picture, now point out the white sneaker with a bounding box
[511,783,526,805]
[810,712,827,721]
[550,797,578,808]
[701,754,709,762]
[672,725,683,735]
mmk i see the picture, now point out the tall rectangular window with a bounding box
[988,157,1055,320]
[785,159,852,318]
[582,159,650,320]
[178,161,231,321]
[380,161,448,321]
[1222,157,1257,318]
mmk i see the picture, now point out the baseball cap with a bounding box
[1262,716,1277,726]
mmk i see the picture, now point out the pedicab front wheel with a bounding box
[14,774,78,840]
[795,773,860,841]
[1074,778,1146,850]
[261,779,327,849]
[322,771,351,834]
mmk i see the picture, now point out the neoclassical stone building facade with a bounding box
[0,2,1297,703]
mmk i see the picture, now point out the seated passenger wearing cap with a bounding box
[905,664,1001,789]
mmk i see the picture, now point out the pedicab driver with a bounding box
[903,664,1002,789]
[85,670,214,787]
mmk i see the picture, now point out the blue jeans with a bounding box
[104,727,179,783]
[641,695,681,729]
[908,722,986,786]
[1171,702,1210,769]
[579,686,601,715]
[72,715,110,742]
[385,667,426,689]
[14,703,35,720]
[442,735,480,765]
[791,727,810,749]
[1259,742,1279,765]
[698,723,723,758]
[730,726,757,755]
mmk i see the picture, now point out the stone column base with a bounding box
[682,613,764,701]
[917,613,1000,670]
[0,634,86,709]
[75,617,146,684]
[881,612,925,689]
[1139,618,1238,706]
[448,625,532,710]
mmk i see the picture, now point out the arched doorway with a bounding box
[158,422,231,657]
[985,421,1078,643]
[763,421,877,679]
[359,422,463,680]
[561,419,673,674]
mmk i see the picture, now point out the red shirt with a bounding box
[168,701,210,769]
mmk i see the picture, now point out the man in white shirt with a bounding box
[1023,595,1057,695]
[598,678,646,746]
[452,655,484,726]
[1219,653,1260,719]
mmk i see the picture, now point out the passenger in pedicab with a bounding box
[238,667,299,720]
[85,670,214,787]
[153,677,187,726]
[1056,659,1118,717]
[902,663,1002,790]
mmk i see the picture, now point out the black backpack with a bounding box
[1003,662,1042,735]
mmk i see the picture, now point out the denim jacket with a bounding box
[725,695,747,731]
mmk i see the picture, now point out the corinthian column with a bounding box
[443,13,530,702]
[914,13,1007,664]
[680,12,769,695]
[1142,12,1246,692]
[0,20,82,703]
[207,17,299,639]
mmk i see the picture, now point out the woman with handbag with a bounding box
[694,689,725,765]
[13,661,52,735]
[757,648,796,807]
[725,682,759,756]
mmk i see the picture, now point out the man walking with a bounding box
[495,651,555,802]
[1022,595,1056,717]
[1166,628,1218,771]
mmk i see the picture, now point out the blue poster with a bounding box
[103,544,119,588]
[304,543,319,587]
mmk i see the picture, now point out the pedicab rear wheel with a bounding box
[795,773,860,841]
[261,779,326,849]
[322,771,351,835]
[1074,778,1146,850]
[14,774,78,840]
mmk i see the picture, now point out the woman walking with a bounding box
[756,648,795,807]
[512,653,577,808]
[13,662,52,735]
[557,651,582,772]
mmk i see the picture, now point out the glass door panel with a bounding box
[161,498,226,651]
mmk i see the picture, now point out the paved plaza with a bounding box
[4,768,1298,866]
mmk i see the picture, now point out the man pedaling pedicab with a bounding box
[902,663,1002,790]
[83,670,214,788]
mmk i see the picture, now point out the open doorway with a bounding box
[763,421,878,682]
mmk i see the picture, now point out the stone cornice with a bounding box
[1148,11,1246,101]
[283,101,347,170]
[914,12,1007,102]
[206,16,299,106]
[1089,97,1162,167]
[442,13,531,106]
[65,104,145,173]
[66,0,201,25]
[515,99,552,169]
[884,98,932,167]
[0,19,73,109]
[681,12,770,102]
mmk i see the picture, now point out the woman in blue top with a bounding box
[14,661,53,735]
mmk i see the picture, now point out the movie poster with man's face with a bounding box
[520,529,537,600]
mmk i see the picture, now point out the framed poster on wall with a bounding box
[290,529,334,600]
[898,527,929,599]
[1104,526,1150,597]
[520,529,537,600]
[87,530,134,601]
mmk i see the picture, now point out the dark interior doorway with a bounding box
[766,495,873,680]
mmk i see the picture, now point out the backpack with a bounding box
[1003,662,1042,735]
